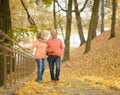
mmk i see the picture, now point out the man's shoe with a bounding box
[55,80,59,83]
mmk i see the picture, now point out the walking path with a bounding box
[0,64,120,95]
[1,65,119,95]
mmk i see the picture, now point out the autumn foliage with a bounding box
[64,26,120,91]
[0,27,120,95]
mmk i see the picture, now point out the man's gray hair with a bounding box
[50,29,56,34]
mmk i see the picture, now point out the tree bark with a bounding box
[0,0,12,86]
[53,0,57,30]
[0,0,12,33]
[109,0,117,39]
[84,0,100,54]
[63,0,72,61]
[101,0,104,33]
[74,0,85,46]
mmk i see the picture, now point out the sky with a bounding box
[47,0,92,18]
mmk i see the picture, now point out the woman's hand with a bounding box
[24,48,29,50]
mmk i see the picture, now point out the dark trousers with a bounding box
[47,55,61,80]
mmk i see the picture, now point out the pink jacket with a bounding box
[47,38,64,56]
[29,39,47,59]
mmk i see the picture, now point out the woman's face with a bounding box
[40,33,45,39]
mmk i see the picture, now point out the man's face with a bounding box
[51,31,57,38]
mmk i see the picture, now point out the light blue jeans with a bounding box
[35,59,46,82]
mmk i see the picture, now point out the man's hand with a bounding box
[48,47,54,53]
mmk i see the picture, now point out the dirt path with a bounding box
[1,67,119,95]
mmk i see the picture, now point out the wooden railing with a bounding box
[0,30,36,88]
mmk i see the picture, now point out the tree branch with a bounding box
[55,0,88,13]
[55,0,67,12]
[79,0,88,12]
[20,0,36,25]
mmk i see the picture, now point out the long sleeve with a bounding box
[60,40,64,55]
[28,39,47,59]
[47,38,64,56]
[28,40,37,50]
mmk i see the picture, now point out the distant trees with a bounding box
[10,0,53,29]
[0,0,119,62]
[55,0,118,60]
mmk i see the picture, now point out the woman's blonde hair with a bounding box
[36,31,44,39]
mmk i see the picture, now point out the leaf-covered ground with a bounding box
[0,27,120,95]
[63,27,120,93]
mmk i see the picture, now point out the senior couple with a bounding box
[26,29,64,83]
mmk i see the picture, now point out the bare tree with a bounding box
[20,0,36,25]
[53,0,57,30]
[101,0,104,33]
[57,11,65,40]
[109,0,117,39]
[74,0,88,46]
[63,0,72,61]
[84,0,100,54]
[0,0,12,33]
[0,0,12,86]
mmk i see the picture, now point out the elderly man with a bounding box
[47,29,64,82]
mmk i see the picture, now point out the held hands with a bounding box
[48,47,54,53]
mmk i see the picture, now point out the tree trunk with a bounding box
[57,7,65,41]
[53,0,57,30]
[92,15,98,39]
[91,0,100,39]
[0,0,12,86]
[63,0,72,61]
[74,0,85,46]
[109,0,117,39]
[84,0,100,54]
[101,0,104,33]
[0,0,12,33]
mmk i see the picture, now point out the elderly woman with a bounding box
[26,31,47,82]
